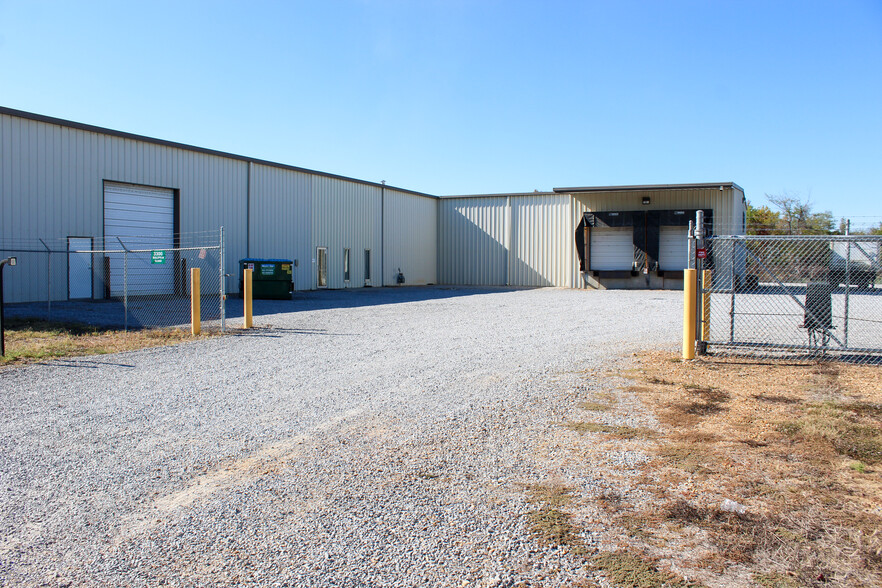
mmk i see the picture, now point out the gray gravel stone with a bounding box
[0,286,681,586]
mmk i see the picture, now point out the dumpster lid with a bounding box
[240,258,293,263]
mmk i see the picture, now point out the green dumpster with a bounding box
[239,258,294,300]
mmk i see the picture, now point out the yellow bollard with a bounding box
[190,267,201,335]
[243,268,253,329]
[683,269,697,360]
[701,269,712,343]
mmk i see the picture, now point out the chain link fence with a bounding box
[0,229,226,331]
[699,234,882,362]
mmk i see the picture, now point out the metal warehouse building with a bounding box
[439,183,746,289]
[1,106,745,303]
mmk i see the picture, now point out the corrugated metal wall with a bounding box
[510,194,575,287]
[1,110,440,303]
[438,197,508,285]
[248,165,312,291]
[383,189,437,286]
[1,108,747,302]
[311,176,382,290]
[0,112,248,303]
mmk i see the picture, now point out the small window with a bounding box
[364,249,371,285]
[343,248,350,282]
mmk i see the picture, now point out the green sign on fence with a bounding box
[151,250,166,264]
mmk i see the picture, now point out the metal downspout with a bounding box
[381,181,385,287]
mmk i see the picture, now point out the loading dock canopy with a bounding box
[575,209,712,273]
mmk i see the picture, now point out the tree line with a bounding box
[747,192,881,235]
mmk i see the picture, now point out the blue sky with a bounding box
[1,0,880,226]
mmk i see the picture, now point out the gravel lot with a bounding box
[0,286,681,587]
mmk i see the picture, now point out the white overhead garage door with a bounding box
[104,182,175,296]
[658,226,689,271]
[590,227,634,270]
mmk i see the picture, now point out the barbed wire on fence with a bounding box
[0,228,226,332]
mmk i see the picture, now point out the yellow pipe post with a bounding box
[243,268,253,329]
[683,268,697,360]
[190,267,201,335]
[701,269,712,343]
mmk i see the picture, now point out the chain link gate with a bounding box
[0,228,226,332]
[695,233,882,362]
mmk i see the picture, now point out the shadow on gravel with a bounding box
[230,327,355,338]
[39,359,137,369]
[232,285,534,318]
[6,286,531,329]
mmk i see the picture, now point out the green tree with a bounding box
[765,192,835,235]
[746,202,783,235]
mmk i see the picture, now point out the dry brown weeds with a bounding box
[611,351,882,587]
[0,318,221,367]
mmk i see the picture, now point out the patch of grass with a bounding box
[1,318,218,366]
[656,444,714,474]
[526,483,573,508]
[753,393,801,405]
[673,431,719,443]
[672,401,726,416]
[526,508,587,554]
[592,550,702,588]
[688,387,730,403]
[579,401,613,411]
[849,461,867,473]
[661,499,706,524]
[753,571,800,588]
[646,376,676,386]
[594,391,617,403]
[779,402,882,464]
[566,421,656,440]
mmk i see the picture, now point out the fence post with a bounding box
[191,267,201,335]
[695,211,705,353]
[117,237,129,332]
[701,269,711,344]
[243,267,253,329]
[683,268,697,360]
[220,226,225,333]
[39,239,51,320]
[844,230,851,349]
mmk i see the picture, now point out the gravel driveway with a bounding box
[0,286,681,587]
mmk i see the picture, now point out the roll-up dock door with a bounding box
[104,182,175,296]
[590,227,634,270]
[658,226,689,271]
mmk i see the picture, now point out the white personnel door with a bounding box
[68,237,93,299]
[589,227,633,270]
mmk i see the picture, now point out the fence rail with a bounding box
[697,234,882,363]
[0,229,225,331]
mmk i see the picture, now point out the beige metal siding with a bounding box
[572,187,740,237]
[438,197,508,285]
[248,165,313,291]
[439,194,577,287]
[383,189,437,286]
[311,176,382,289]
[0,113,248,303]
[509,194,575,287]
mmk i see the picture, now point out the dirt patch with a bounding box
[0,318,222,367]
[605,351,882,586]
